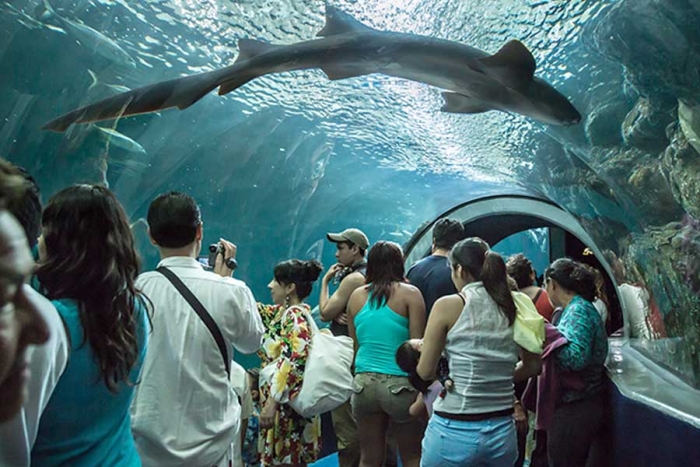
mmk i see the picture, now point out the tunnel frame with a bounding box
[403,194,700,430]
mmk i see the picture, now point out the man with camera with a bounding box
[131,192,264,467]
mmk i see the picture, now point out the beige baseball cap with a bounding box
[326,228,369,250]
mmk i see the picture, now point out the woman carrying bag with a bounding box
[256,259,324,467]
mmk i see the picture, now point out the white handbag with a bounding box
[260,307,354,418]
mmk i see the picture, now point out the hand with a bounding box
[443,378,454,392]
[214,238,237,278]
[513,400,528,437]
[259,398,278,429]
[323,264,344,282]
[334,312,348,326]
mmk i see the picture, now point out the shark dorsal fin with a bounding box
[316,4,374,37]
[234,38,278,64]
[478,40,536,90]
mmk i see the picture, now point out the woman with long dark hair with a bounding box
[543,258,607,467]
[347,241,426,467]
[31,185,149,466]
[256,259,324,467]
[507,253,555,322]
[417,238,541,467]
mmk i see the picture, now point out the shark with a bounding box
[41,0,136,69]
[42,4,581,132]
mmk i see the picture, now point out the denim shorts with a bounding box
[351,372,417,424]
[421,413,517,467]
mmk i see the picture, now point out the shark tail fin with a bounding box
[234,38,280,64]
[440,92,494,114]
[317,3,374,37]
[478,40,536,91]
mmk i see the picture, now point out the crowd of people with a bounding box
[0,157,610,467]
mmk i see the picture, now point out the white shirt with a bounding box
[433,282,518,415]
[0,286,69,467]
[131,257,264,467]
[618,283,651,339]
[593,298,609,326]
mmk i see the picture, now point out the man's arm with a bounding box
[319,271,365,322]
[226,284,265,354]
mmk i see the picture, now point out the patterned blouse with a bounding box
[555,295,608,403]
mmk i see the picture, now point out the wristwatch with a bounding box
[224,257,238,270]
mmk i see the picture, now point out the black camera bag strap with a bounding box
[156,267,230,379]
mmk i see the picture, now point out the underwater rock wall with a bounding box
[586,0,700,372]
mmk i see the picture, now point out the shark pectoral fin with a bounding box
[234,38,279,64]
[477,39,536,91]
[218,75,256,95]
[440,92,494,114]
[316,3,375,37]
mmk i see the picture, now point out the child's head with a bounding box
[395,338,423,374]
[247,368,260,402]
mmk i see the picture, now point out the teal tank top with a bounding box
[32,298,148,467]
[354,295,410,376]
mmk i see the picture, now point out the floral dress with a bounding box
[256,303,321,466]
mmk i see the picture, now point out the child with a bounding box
[242,368,261,467]
[395,339,453,418]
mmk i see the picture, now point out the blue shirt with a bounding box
[32,298,148,467]
[555,295,608,403]
[354,296,410,376]
[406,255,456,317]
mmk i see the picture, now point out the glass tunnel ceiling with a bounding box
[2,0,700,383]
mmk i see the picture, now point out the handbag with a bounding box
[260,306,354,418]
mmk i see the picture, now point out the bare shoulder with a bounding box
[349,285,369,300]
[347,285,369,315]
[342,271,367,288]
[430,294,465,323]
[399,282,423,297]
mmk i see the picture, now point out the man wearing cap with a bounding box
[319,228,369,467]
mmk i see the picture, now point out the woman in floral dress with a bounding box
[257,259,324,466]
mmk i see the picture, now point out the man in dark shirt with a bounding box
[406,218,465,316]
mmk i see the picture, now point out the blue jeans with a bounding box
[421,414,517,467]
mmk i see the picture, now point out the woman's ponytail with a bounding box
[481,250,517,325]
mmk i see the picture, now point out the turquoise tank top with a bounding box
[32,298,148,467]
[354,295,410,376]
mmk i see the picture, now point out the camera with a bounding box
[208,243,224,268]
[208,242,238,270]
